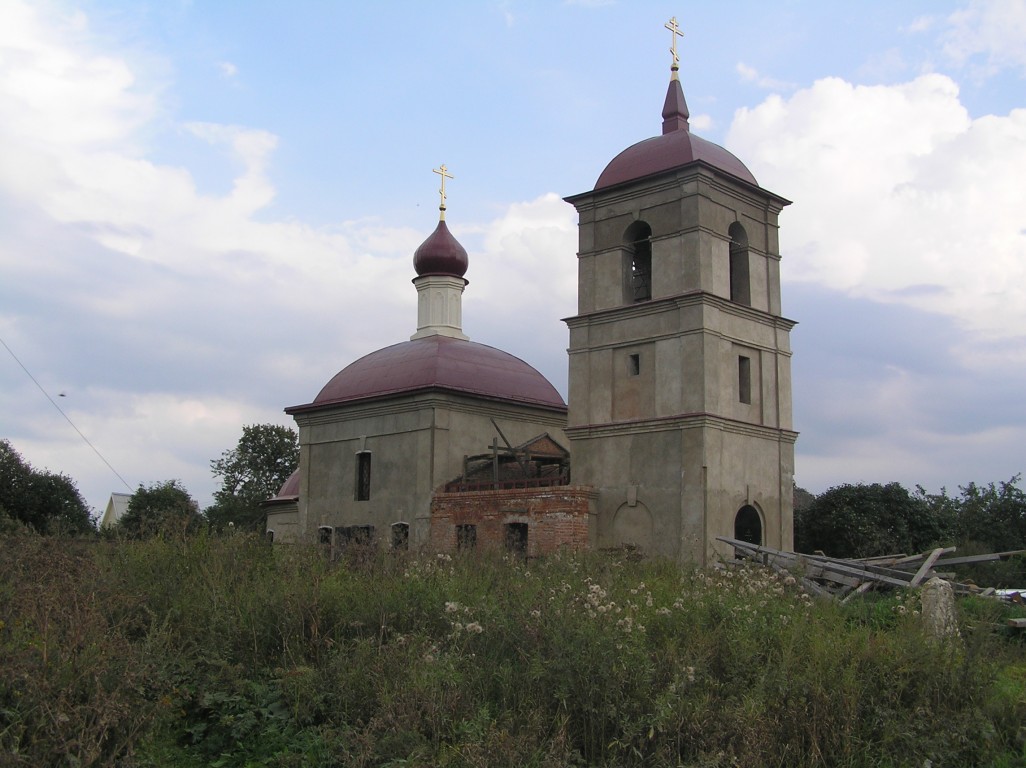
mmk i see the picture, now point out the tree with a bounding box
[206,424,299,531]
[118,480,200,539]
[920,476,1026,585]
[795,482,951,559]
[0,439,94,535]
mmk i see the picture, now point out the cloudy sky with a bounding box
[2,0,1024,516]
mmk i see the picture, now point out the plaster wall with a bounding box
[291,392,567,549]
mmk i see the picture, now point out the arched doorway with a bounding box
[612,501,654,552]
[734,505,762,546]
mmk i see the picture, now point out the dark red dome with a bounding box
[413,219,469,278]
[595,77,758,190]
[270,469,299,500]
[289,336,565,412]
[596,130,757,189]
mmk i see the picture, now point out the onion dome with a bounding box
[595,73,758,190]
[287,336,566,414]
[413,219,469,278]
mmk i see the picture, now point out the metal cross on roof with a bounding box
[433,164,453,217]
[665,16,684,71]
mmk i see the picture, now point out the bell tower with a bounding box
[564,19,797,563]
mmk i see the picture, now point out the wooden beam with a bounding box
[909,548,946,587]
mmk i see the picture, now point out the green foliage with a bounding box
[2,536,1024,767]
[0,439,94,535]
[795,481,952,558]
[117,479,200,539]
[920,476,1026,585]
[206,424,299,531]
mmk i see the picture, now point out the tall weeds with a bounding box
[1,533,1023,767]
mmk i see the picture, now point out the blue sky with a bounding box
[2,0,1025,516]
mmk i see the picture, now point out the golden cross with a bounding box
[665,16,684,70]
[433,164,454,215]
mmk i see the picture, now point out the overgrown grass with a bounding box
[1,533,1024,767]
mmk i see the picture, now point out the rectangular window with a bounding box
[738,356,752,404]
[628,353,640,376]
[504,522,528,556]
[456,524,477,551]
[356,452,371,501]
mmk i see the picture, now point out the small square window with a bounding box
[628,353,640,376]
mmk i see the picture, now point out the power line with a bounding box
[0,335,133,492]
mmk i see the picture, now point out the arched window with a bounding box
[391,522,410,551]
[728,222,751,306]
[734,505,762,546]
[623,221,653,303]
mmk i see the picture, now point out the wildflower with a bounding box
[685,666,696,683]
[445,601,460,613]
[465,621,483,634]
[530,609,541,619]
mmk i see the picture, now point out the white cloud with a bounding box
[217,60,238,79]
[736,62,796,91]
[940,0,1026,75]
[728,73,1026,346]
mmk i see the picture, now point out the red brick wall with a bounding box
[429,485,596,556]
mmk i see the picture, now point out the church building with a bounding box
[266,19,797,564]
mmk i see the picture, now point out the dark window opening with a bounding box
[456,524,477,551]
[318,526,332,545]
[623,221,653,304]
[628,353,640,376]
[735,505,762,546]
[336,525,375,548]
[505,522,528,556]
[391,522,409,551]
[266,530,275,544]
[356,452,371,501]
[729,222,751,306]
[738,356,752,405]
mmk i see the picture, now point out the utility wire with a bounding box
[0,334,133,492]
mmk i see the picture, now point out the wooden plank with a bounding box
[718,537,915,589]
[1007,618,1026,629]
[928,550,1026,567]
[841,582,874,604]
[909,548,946,587]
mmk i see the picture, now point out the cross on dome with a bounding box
[433,164,453,220]
[665,16,684,78]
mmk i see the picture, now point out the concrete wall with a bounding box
[565,163,796,564]
[290,392,568,549]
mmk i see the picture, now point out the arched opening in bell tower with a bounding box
[728,222,751,306]
[623,221,653,303]
[734,504,763,546]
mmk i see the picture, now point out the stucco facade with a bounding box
[286,392,567,550]
[562,72,797,564]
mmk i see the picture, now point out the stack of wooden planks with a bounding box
[717,536,1026,604]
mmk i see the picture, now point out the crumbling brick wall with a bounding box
[429,486,596,556]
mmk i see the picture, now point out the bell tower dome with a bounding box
[563,18,797,563]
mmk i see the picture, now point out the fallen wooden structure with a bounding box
[717,537,1026,603]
